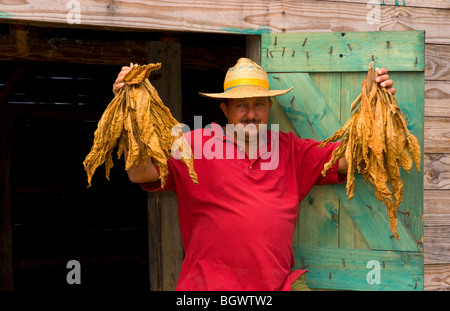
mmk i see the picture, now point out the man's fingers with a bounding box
[377,68,388,75]
[112,81,125,95]
[380,79,393,87]
[362,71,396,95]
[112,66,133,95]
[374,68,396,94]
[376,74,389,83]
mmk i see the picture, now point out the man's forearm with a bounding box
[123,144,160,183]
[338,157,348,174]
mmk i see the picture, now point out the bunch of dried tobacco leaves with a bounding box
[320,62,421,239]
[83,63,198,188]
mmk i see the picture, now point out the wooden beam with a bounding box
[0,67,26,291]
[148,39,182,120]
[0,0,448,44]
[10,24,29,55]
[246,35,261,64]
[147,193,162,291]
[0,101,13,291]
[146,40,183,291]
[262,31,425,72]
[0,26,245,69]
[0,27,148,65]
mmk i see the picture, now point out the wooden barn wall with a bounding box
[0,0,449,290]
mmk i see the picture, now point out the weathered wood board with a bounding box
[0,0,449,44]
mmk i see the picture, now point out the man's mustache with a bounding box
[240,119,261,124]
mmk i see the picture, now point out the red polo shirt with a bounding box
[141,123,345,291]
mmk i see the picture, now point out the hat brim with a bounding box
[198,85,294,99]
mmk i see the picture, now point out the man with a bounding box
[112,58,395,291]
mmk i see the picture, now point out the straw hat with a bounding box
[199,58,294,99]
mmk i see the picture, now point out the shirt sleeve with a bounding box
[139,129,197,194]
[292,136,346,197]
[139,158,176,193]
[315,141,347,186]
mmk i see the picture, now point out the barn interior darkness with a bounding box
[0,23,245,290]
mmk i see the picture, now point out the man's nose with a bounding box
[245,106,256,119]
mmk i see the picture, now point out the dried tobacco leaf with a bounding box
[320,62,421,239]
[83,63,198,188]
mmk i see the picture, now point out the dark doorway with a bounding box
[0,28,245,290]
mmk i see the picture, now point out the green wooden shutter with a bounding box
[263,31,424,291]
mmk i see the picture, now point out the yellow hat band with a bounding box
[223,78,270,92]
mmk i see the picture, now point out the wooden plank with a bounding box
[424,264,450,291]
[425,44,450,81]
[244,43,450,83]
[424,226,450,265]
[262,31,425,72]
[339,204,371,250]
[148,40,182,120]
[146,40,183,291]
[387,71,425,241]
[294,246,423,291]
[424,153,450,190]
[309,72,341,116]
[297,72,344,249]
[268,72,421,252]
[147,192,163,291]
[339,72,367,122]
[297,185,340,248]
[268,72,342,139]
[159,192,184,290]
[0,1,449,44]
[424,190,450,227]
[424,117,450,154]
[389,72,425,144]
[246,35,261,64]
[268,99,299,136]
[425,81,450,118]
[339,72,371,250]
